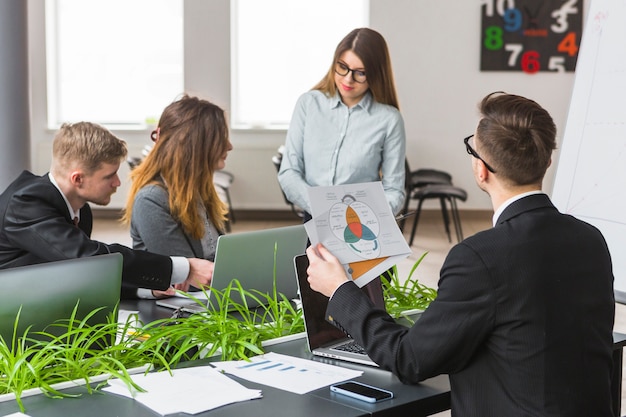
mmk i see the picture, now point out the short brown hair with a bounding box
[476,92,556,186]
[313,27,399,109]
[52,122,128,174]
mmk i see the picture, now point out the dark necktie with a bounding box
[73,217,79,227]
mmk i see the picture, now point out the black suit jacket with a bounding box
[327,194,615,416]
[0,171,173,298]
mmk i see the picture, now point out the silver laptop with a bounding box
[0,253,123,343]
[157,224,308,313]
[294,253,383,367]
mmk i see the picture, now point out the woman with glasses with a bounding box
[122,94,233,298]
[278,28,406,220]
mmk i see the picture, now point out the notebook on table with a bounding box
[294,253,384,367]
[0,253,123,344]
[157,224,308,313]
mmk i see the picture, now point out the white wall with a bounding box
[27,0,586,211]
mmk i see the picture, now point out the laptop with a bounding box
[0,253,123,344]
[294,253,384,367]
[157,224,308,313]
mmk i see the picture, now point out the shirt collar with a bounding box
[329,91,372,112]
[492,190,543,226]
[48,172,79,221]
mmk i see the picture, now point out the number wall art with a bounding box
[480,0,583,73]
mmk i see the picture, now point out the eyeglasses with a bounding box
[334,61,367,83]
[464,134,496,173]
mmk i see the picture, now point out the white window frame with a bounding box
[44,0,184,129]
[230,0,369,130]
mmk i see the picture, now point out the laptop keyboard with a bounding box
[332,340,367,355]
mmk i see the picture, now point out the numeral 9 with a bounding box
[503,8,522,32]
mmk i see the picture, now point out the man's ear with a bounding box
[472,157,485,181]
[69,170,84,187]
[479,159,491,180]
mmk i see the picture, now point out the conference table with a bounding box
[2,299,624,417]
[0,299,451,417]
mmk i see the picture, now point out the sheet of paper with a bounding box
[306,181,411,286]
[214,352,362,394]
[103,366,262,415]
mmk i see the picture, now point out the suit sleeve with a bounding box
[4,182,173,294]
[327,242,495,383]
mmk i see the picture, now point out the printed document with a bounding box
[305,181,411,286]
[214,352,362,394]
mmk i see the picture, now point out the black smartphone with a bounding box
[330,381,393,403]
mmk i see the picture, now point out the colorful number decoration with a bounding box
[480,0,582,73]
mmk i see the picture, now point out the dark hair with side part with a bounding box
[123,94,230,237]
[312,27,400,109]
[476,92,557,186]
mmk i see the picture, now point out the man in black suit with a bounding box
[306,92,615,416]
[0,122,213,299]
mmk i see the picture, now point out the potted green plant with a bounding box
[382,252,437,324]
[135,279,304,363]
[0,305,168,412]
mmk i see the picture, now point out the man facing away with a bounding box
[0,121,213,299]
[306,92,615,416]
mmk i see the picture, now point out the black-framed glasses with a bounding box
[334,61,367,83]
[464,134,496,173]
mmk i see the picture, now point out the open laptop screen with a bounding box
[157,225,308,312]
[208,224,308,308]
[0,253,123,343]
[294,253,385,350]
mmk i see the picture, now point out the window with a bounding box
[45,0,183,128]
[231,0,368,129]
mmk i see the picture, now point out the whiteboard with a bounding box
[551,0,626,299]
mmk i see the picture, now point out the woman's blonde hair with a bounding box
[313,27,399,109]
[123,94,230,238]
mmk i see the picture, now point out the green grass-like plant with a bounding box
[0,277,304,412]
[136,278,305,362]
[5,244,457,412]
[0,243,306,412]
[0,304,172,412]
[382,252,437,324]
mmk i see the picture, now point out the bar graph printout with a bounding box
[551,0,626,296]
[214,352,362,394]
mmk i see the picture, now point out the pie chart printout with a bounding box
[329,195,381,260]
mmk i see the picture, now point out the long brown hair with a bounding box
[312,28,399,109]
[123,94,230,237]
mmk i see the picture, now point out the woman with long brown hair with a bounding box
[278,28,406,220]
[123,94,232,295]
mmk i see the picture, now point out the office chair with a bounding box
[402,160,467,246]
[399,160,453,231]
[407,183,467,247]
[272,147,304,219]
[213,169,236,232]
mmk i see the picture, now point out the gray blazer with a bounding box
[130,183,218,260]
